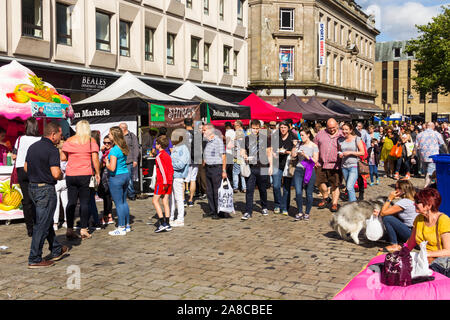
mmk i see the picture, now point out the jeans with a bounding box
[126,163,136,198]
[66,175,91,229]
[342,166,359,202]
[28,183,62,264]
[369,164,379,183]
[396,157,411,174]
[17,167,36,235]
[293,166,316,214]
[245,166,269,215]
[382,215,412,244]
[232,163,246,191]
[109,173,130,228]
[170,178,185,222]
[88,189,99,225]
[272,168,292,212]
[430,257,450,278]
[53,179,68,224]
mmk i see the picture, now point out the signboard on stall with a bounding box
[149,104,200,128]
[318,22,326,66]
[31,102,71,119]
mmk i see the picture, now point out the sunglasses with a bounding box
[103,141,112,145]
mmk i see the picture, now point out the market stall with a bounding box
[0,60,75,224]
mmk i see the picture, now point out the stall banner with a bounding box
[31,102,70,119]
[207,104,251,121]
[149,104,200,128]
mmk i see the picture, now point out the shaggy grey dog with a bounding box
[330,197,387,244]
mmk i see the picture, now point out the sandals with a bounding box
[330,204,339,212]
[80,229,92,239]
[318,198,330,209]
[378,244,402,253]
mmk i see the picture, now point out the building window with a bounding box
[144,27,154,61]
[340,25,345,45]
[382,68,387,80]
[393,48,401,58]
[56,2,72,46]
[167,33,175,65]
[22,0,43,38]
[219,0,224,20]
[191,37,200,68]
[393,67,399,79]
[340,57,344,86]
[420,91,425,104]
[96,11,111,52]
[186,0,192,9]
[326,52,331,83]
[119,20,130,57]
[204,0,209,15]
[393,90,399,104]
[223,46,231,74]
[431,91,438,103]
[382,91,387,103]
[333,54,337,85]
[279,46,294,80]
[233,51,238,76]
[334,22,338,43]
[204,43,210,71]
[237,0,244,24]
[327,18,331,39]
[279,8,294,31]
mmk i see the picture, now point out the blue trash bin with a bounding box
[430,154,450,217]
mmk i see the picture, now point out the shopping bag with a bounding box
[240,161,251,178]
[365,215,384,241]
[218,179,234,213]
[389,143,402,158]
[282,155,292,177]
[411,241,433,278]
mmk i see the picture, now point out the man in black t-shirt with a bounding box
[25,122,68,269]
[241,120,273,220]
[271,121,295,215]
[183,118,199,206]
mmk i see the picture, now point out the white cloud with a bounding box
[362,1,448,41]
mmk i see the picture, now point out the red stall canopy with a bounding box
[239,93,302,123]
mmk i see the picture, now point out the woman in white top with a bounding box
[12,118,41,237]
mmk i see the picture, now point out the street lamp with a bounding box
[281,69,290,100]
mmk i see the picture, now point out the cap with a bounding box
[269,121,277,126]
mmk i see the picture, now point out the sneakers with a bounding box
[172,220,184,227]
[294,213,304,221]
[303,214,310,221]
[108,228,127,236]
[53,223,58,231]
[184,200,187,207]
[155,223,171,233]
[28,260,55,269]
[273,208,280,214]
[369,182,374,186]
[405,173,410,180]
[394,172,400,180]
[261,209,269,216]
[376,179,380,185]
[125,225,131,233]
[187,201,194,207]
[281,211,288,216]
[241,213,252,220]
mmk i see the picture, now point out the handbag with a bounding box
[89,140,99,191]
[389,142,403,158]
[354,138,370,175]
[10,136,21,187]
[240,160,251,178]
[380,245,413,287]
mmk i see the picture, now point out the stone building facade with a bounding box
[0,0,250,103]
[375,41,450,122]
[247,0,380,111]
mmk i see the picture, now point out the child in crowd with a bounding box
[368,138,380,186]
[152,136,174,233]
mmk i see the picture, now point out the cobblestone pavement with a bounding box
[0,175,425,300]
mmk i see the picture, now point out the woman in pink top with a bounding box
[61,120,100,240]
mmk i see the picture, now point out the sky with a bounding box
[357,0,448,42]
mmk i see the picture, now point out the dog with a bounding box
[330,197,387,245]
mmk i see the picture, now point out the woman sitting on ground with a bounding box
[405,188,450,277]
[373,179,418,253]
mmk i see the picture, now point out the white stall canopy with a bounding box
[74,72,183,104]
[170,81,237,106]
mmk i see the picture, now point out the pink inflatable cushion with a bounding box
[333,254,450,300]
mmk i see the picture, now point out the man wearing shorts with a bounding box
[313,118,343,212]
[153,136,174,233]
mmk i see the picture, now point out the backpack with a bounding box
[380,246,412,287]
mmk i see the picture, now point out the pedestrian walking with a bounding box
[106,127,131,236]
[203,124,228,219]
[99,136,114,225]
[183,118,198,207]
[241,120,273,220]
[232,120,246,193]
[291,128,319,221]
[367,138,380,186]
[153,136,174,232]
[62,120,100,240]
[25,122,68,268]
[53,138,68,231]
[119,123,140,201]
[170,134,190,227]
[12,117,41,237]
[313,118,343,212]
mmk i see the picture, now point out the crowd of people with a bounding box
[10,116,450,272]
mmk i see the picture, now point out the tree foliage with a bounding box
[406,5,450,95]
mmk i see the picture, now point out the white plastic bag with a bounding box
[411,241,433,278]
[282,155,292,177]
[217,179,234,214]
[365,215,384,241]
[240,161,251,178]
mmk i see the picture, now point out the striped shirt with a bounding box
[313,129,343,170]
[204,135,225,165]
